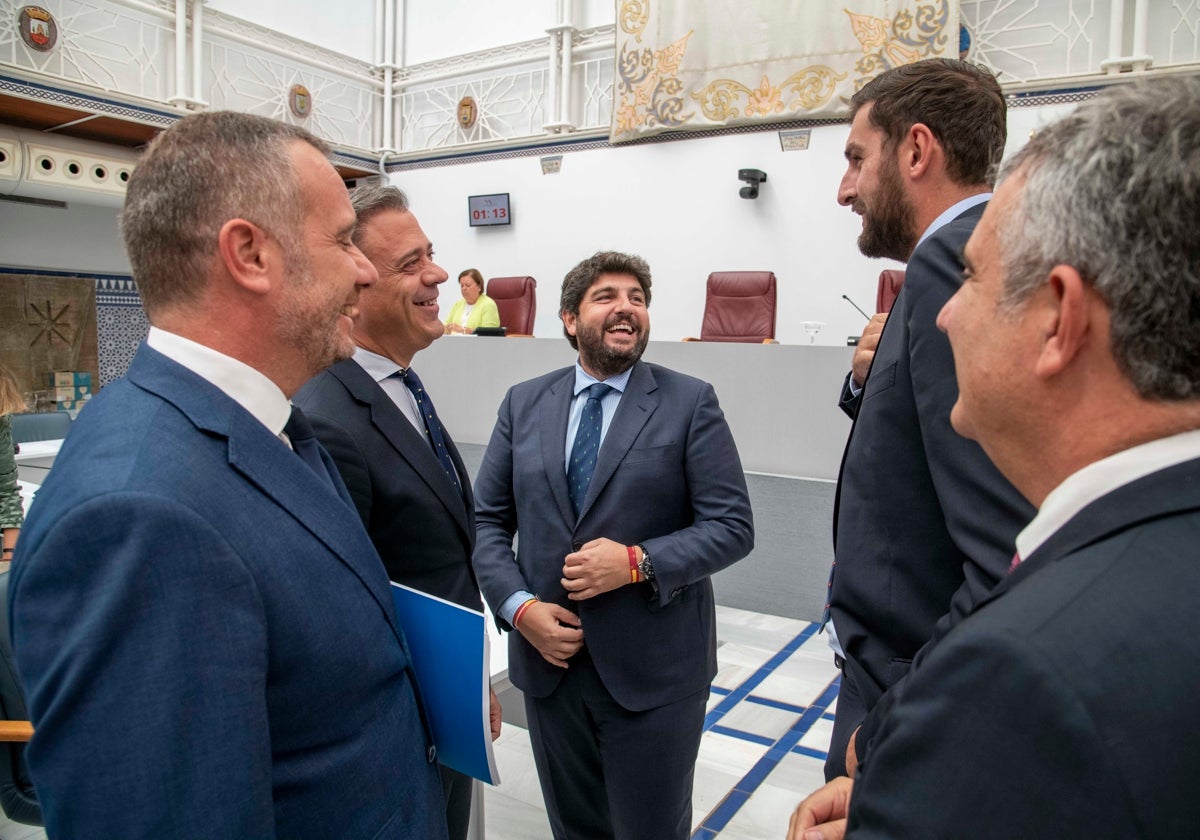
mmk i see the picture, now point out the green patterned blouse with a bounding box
[1,414,25,530]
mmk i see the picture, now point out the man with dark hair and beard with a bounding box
[471,250,754,840]
[821,58,1035,780]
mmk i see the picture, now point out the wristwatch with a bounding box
[637,545,655,582]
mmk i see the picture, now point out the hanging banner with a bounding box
[611,0,958,142]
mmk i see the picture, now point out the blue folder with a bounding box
[390,583,500,785]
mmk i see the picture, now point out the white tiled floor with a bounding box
[481,605,840,840]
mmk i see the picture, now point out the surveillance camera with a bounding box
[738,168,767,184]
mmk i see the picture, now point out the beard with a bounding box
[856,156,918,262]
[276,250,356,378]
[576,314,649,378]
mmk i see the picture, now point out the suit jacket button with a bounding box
[427,745,438,763]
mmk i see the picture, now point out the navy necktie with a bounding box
[398,368,463,497]
[566,383,613,516]
[284,406,336,490]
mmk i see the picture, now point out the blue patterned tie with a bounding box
[567,383,613,516]
[397,368,463,498]
[284,406,336,490]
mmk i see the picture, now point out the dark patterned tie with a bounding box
[821,561,836,629]
[397,368,463,497]
[566,383,613,516]
[284,406,336,490]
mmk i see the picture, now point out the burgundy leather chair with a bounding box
[684,271,778,343]
[876,269,905,314]
[486,276,537,336]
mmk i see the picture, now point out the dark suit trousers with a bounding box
[524,651,708,840]
[824,662,865,780]
[440,766,472,840]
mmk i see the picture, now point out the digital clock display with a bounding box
[468,193,511,227]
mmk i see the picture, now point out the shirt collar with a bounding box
[1016,428,1200,560]
[914,192,991,251]
[146,326,291,436]
[353,346,404,382]
[573,362,633,397]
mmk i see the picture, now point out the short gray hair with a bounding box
[348,184,410,245]
[559,251,653,349]
[995,76,1200,401]
[120,111,328,316]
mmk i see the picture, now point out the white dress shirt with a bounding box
[1015,428,1200,562]
[146,327,291,436]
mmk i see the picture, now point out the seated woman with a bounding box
[1,365,26,567]
[444,268,501,334]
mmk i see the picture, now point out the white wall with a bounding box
[0,201,130,274]
[395,124,898,346]
[207,0,376,61]
[403,0,614,65]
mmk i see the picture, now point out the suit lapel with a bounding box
[127,347,403,641]
[577,361,658,523]
[331,361,471,539]
[974,457,1200,612]
[541,369,577,527]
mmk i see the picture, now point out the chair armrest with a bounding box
[0,721,33,742]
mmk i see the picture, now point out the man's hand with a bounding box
[562,538,635,600]
[851,312,888,387]
[515,601,584,668]
[488,687,502,741]
[787,776,854,840]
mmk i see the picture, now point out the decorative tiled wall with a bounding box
[94,276,147,386]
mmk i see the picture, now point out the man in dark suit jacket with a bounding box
[294,185,498,840]
[8,113,447,839]
[791,76,1200,839]
[824,59,1035,778]
[472,251,754,840]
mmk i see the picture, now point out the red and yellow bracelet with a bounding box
[513,597,538,628]
[627,545,641,583]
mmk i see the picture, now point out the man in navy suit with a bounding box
[8,113,448,839]
[792,74,1200,840]
[824,59,1035,778]
[295,185,500,840]
[472,251,754,840]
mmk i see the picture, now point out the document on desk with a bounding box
[390,582,500,785]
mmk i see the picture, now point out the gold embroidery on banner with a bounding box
[619,0,650,42]
[691,67,846,122]
[615,30,696,137]
[847,1,951,90]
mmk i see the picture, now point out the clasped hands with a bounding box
[515,538,639,670]
[562,537,638,600]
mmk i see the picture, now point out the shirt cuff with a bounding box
[498,589,537,626]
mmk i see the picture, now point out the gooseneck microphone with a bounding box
[842,294,870,321]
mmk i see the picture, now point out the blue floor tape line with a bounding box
[703,623,819,733]
[692,628,841,839]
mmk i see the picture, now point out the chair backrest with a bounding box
[0,572,42,826]
[876,269,906,314]
[699,272,777,342]
[486,276,537,335]
[10,411,72,445]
